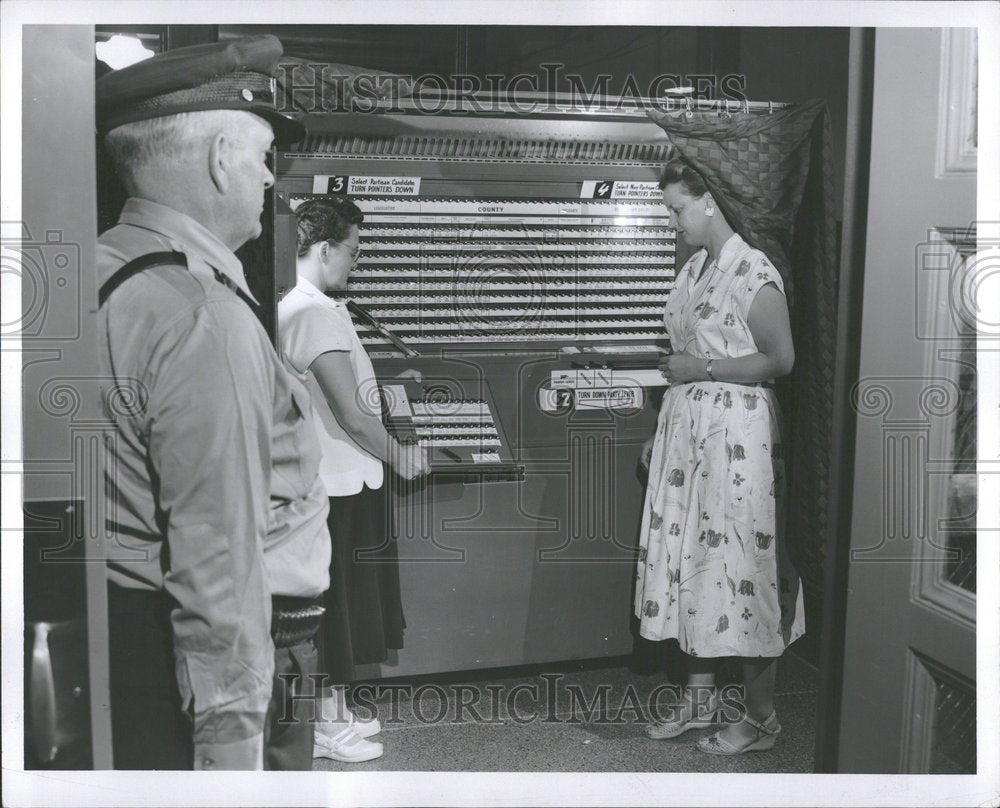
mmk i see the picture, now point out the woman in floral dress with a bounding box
[636,160,805,755]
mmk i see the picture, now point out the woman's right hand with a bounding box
[393,441,432,480]
[638,435,656,473]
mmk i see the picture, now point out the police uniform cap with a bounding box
[96,34,304,146]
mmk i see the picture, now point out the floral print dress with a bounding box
[634,233,805,657]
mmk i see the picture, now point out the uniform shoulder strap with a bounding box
[99,251,259,312]
[209,267,259,311]
[98,251,188,308]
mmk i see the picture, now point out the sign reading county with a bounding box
[312,175,422,196]
[580,180,662,200]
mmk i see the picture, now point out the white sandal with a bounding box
[696,711,781,755]
[645,690,722,740]
[347,710,381,739]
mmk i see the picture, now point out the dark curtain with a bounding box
[647,99,839,609]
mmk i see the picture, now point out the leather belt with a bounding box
[270,595,325,649]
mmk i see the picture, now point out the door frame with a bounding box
[812,26,875,774]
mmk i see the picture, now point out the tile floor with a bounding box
[312,649,818,773]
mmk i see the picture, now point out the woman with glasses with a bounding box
[278,196,431,764]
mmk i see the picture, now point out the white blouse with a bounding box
[278,277,384,496]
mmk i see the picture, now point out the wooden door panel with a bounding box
[837,28,977,774]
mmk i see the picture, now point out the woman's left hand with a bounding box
[659,351,706,385]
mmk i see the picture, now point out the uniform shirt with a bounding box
[98,198,330,769]
[278,277,384,496]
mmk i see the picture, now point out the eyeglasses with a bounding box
[329,240,362,261]
[339,242,361,262]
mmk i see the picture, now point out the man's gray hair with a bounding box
[103,109,254,182]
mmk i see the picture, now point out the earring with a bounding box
[705,206,715,217]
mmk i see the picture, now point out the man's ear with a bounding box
[208,130,229,194]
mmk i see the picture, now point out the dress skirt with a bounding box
[634,380,805,658]
[319,477,405,683]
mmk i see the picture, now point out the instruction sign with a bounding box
[312,175,422,196]
[580,180,661,200]
[574,387,645,410]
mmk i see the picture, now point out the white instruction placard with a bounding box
[573,386,644,410]
[580,180,662,200]
[312,175,422,196]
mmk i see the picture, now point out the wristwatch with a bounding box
[706,359,715,381]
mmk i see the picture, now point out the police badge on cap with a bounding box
[96,35,305,146]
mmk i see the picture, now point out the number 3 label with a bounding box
[327,176,347,194]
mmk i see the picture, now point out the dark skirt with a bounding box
[319,479,405,683]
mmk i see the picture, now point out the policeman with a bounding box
[96,35,330,770]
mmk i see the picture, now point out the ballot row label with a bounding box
[550,368,667,389]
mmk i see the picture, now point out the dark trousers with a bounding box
[108,585,193,769]
[263,640,319,771]
[108,584,319,770]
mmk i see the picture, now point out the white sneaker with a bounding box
[313,726,383,763]
[319,692,381,738]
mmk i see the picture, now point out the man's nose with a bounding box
[263,166,275,189]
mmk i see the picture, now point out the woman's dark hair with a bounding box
[657,159,709,197]
[295,196,365,257]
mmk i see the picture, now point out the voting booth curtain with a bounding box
[648,98,840,608]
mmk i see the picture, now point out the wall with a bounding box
[20,24,112,768]
[22,26,103,504]
[738,27,850,216]
[464,26,701,96]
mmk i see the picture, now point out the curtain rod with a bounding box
[344,90,790,118]
[403,90,788,112]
